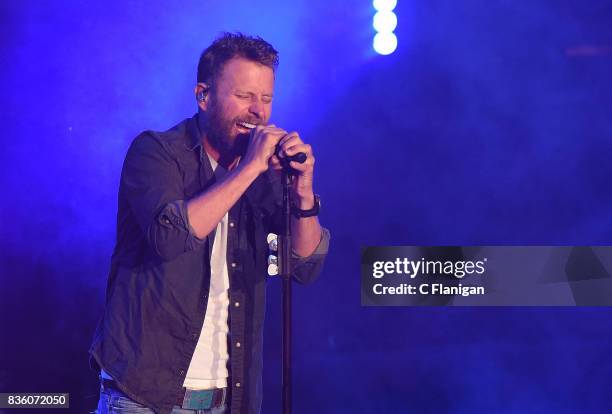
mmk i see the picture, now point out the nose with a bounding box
[248,98,265,120]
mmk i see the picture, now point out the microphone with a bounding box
[276,147,307,164]
[276,146,306,175]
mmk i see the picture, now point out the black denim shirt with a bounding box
[89,114,329,414]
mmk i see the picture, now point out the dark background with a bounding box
[2,1,612,412]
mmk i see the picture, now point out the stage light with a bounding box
[373,11,397,33]
[373,32,397,55]
[373,0,397,12]
[372,1,397,55]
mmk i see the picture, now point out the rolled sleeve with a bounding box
[156,200,206,253]
[121,133,205,261]
[291,226,330,284]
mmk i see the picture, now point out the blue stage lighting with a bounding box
[373,11,397,33]
[373,0,397,12]
[373,32,397,55]
[372,1,397,55]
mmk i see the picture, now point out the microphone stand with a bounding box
[276,150,305,414]
[280,168,293,414]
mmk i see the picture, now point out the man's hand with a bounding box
[241,124,287,174]
[241,124,316,209]
[269,132,316,209]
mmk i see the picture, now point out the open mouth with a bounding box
[236,121,257,131]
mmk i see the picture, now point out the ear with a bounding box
[195,83,210,111]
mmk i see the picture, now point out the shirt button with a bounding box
[236,342,241,348]
[179,369,185,376]
[235,382,241,388]
[231,262,237,268]
[229,222,235,228]
[234,302,240,307]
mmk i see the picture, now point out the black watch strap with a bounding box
[291,194,320,218]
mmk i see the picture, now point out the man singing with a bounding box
[90,32,329,414]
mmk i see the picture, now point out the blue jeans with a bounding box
[95,381,228,414]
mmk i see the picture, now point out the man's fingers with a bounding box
[256,128,286,147]
[269,155,283,171]
[260,125,286,136]
[279,143,312,159]
[288,160,313,173]
[278,132,301,148]
[275,132,301,158]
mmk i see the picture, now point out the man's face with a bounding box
[205,57,274,156]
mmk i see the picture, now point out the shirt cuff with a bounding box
[163,200,207,246]
[291,226,330,261]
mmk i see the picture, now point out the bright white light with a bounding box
[373,11,397,33]
[373,32,397,55]
[373,0,397,12]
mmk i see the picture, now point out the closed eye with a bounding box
[235,92,273,103]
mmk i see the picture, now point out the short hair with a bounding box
[197,32,279,85]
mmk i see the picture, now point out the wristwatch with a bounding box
[291,194,321,218]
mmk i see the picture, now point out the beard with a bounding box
[206,99,250,158]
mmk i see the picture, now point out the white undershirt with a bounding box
[183,153,230,389]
